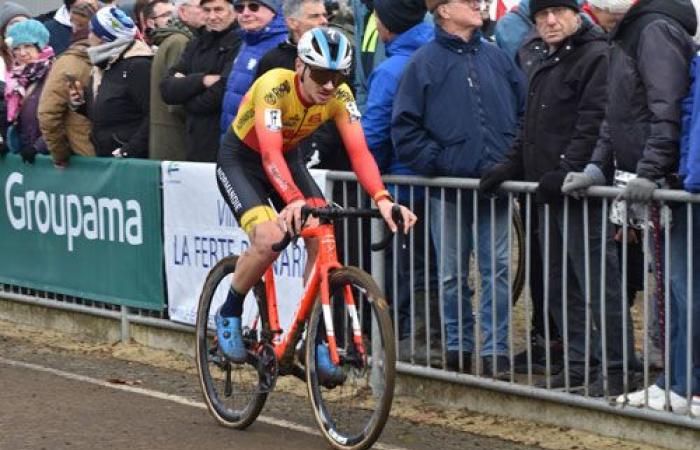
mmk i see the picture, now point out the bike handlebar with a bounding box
[271,205,406,253]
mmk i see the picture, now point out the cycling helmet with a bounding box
[297,27,352,72]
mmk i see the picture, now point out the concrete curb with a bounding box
[2,297,698,450]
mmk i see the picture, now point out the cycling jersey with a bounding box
[230,68,385,205]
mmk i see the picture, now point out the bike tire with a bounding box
[305,266,396,450]
[195,255,268,429]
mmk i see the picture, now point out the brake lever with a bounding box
[271,206,314,252]
[370,204,407,252]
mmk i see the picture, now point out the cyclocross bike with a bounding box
[195,205,403,450]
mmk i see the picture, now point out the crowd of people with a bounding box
[0,0,698,414]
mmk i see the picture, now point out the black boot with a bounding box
[446,351,472,374]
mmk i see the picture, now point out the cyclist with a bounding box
[214,27,416,384]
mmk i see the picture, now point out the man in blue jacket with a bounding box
[220,0,287,131]
[362,0,433,363]
[392,0,526,376]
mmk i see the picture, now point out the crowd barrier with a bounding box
[1,154,699,432]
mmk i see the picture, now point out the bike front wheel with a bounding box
[195,255,268,429]
[306,266,396,450]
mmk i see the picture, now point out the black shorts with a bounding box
[216,130,324,233]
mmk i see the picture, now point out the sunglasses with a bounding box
[234,2,262,13]
[306,66,347,87]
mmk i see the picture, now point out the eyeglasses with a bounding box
[234,2,262,13]
[150,11,173,21]
[306,66,347,87]
[434,0,483,9]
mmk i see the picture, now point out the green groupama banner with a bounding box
[0,154,164,310]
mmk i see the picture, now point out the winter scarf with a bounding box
[87,38,133,67]
[6,46,54,122]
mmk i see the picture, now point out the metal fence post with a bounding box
[121,305,130,343]
[371,218,386,397]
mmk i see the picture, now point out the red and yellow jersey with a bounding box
[230,68,386,204]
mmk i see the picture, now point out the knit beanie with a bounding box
[529,0,579,19]
[232,0,281,13]
[5,19,50,50]
[374,0,426,34]
[90,6,137,42]
[587,0,633,13]
[0,2,31,32]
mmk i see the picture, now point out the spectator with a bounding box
[70,6,152,158]
[327,0,354,38]
[562,0,699,411]
[351,0,386,111]
[42,0,78,55]
[255,0,328,76]
[38,2,97,167]
[132,0,152,34]
[0,2,31,72]
[585,0,632,32]
[160,0,240,161]
[480,0,497,40]
[362,0,432,360]
[480,0,636,396]
[4,20,54,163]
[144,0,193,160]
[174,0,207,31]
[694,0,700,44]
[220,0,287,131]
[69,1,100,31]
[392,0,526,376]
[494,0,532,60]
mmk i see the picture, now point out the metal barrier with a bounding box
[1,169,698,432]
[326,171,700,430]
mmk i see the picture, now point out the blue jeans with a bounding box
[656,203,700,396]
[430,191,510,355]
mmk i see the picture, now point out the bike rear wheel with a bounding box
[306,266,395,450]
[195,255,268,429]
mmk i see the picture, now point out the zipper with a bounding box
[289,107,309,143]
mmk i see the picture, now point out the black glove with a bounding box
[479,163,518,196]
[0,140,7,157]
[535,170,567,205]
[20,146,37,164]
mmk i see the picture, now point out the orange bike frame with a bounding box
[262,223,366,366]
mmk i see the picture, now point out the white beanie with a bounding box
[587,0,634,13]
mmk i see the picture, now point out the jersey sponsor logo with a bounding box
[265,80,292,105]
[236,109,255,131]
[283,114,301,128]
[265,108,283,131]
[268,163,291,192]
[346,101,361,122]
[308,113,322,124]
[335,89,353,104]
[264,92,277,105]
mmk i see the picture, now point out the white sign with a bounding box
[161,161,327,332]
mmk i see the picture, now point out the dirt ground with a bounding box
[0,319,666,450]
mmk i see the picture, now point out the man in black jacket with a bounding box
[480,0,634,396]
[160,0,241,162]
[562,0,699,410]
[255,0,328,76]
